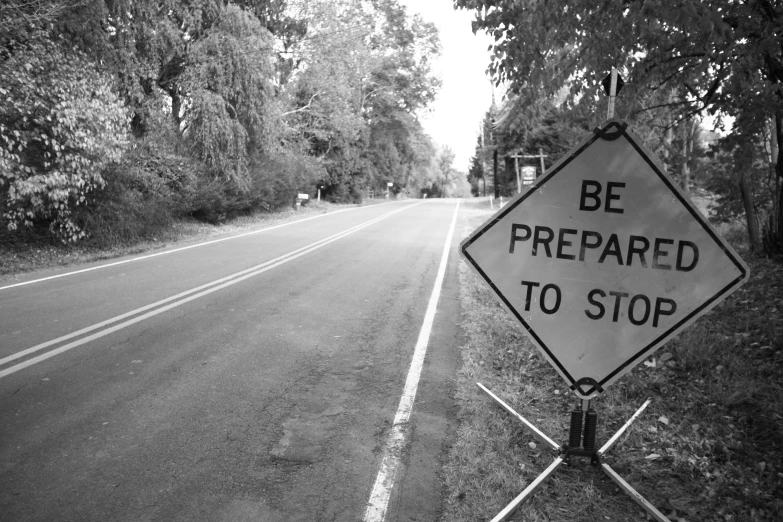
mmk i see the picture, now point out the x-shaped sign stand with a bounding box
[477,383,671,522]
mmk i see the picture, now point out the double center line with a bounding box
[0,203,419,379]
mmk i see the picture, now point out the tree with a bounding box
[0,34,128,241]
[467,135,485,197]
[436,145,456,197]
[181,4,277,185]
[707,115,780,254]
[280,0,372,191]
[280,0,441,200]
[1,0,444,242]
[0,0,69,40]
[456,0,783,255]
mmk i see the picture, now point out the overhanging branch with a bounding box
[281,92,321,117]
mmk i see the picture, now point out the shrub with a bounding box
[0,33,128,241]
[71,125,199,247]
[247,151,326,209]
[178,176,251,224]
[72,164,174,248]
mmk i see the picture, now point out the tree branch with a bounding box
[281,92,321,117]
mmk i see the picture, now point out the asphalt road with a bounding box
[0,200,464,522]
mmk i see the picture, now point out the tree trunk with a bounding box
[663,126,674,165]
[680,121,690,196]
[493,149,499,199]
[739,169,761,253]
[775,113,782,239]
[170,87,182,131]
[130,78,155,137]
[662,89,677,169]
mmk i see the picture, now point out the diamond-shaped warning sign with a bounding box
[461,121,749,395]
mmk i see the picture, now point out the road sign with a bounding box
[601,71,625,96]
[460,120,749,395]
[521,166,536,186]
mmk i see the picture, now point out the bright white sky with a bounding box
[399,0,494,171]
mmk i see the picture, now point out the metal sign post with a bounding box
[602,68,625,119]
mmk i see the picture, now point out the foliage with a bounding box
[708,141,773,224]
[457,0,783,255]
[363,0,440,194]
[1,0,443,244]
[435,145,460,197]
[0,34,128,241]
[455,1,782,119]
[706,119,779,253]
[467,141,485,197]
[182,4,277,185]
[279,0,369,185]
[281,0,441,201]
[247,151,326,208]
[0,0,70,41]
[73,164,175,247]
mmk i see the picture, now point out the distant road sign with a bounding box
[461,120,749,395]
[521,166,537,186]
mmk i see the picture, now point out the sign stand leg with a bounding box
[476,382,671,522]
[601,463,671,522]
[489,457,565,522]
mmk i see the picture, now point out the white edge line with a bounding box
[0,204,417,379]
[0,202,407,292]
[363,199,460,522]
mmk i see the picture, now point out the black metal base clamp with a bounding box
[476,382,671,522]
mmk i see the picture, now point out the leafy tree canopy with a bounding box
[1,33,128,241]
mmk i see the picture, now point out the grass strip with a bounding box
[444,204,783,522]
[0,200,374,282]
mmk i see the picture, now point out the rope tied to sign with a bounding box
[593,121,628,141]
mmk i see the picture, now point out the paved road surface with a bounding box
[0,200,464,522]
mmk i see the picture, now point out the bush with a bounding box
[178,176,253,224]
[72,164,174,248]
[69,126,196,247]
[246,151,326,209]
[0,33,128,241]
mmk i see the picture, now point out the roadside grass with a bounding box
[0,200,373,282]
[444,203,783,522]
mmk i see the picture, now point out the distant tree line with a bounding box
[460,0,782,258]
[0,0,445,243]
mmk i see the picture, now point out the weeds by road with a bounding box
[444,205,783,522]
[0,200,376,283]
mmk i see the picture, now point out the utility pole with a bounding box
[490,80,499,200]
